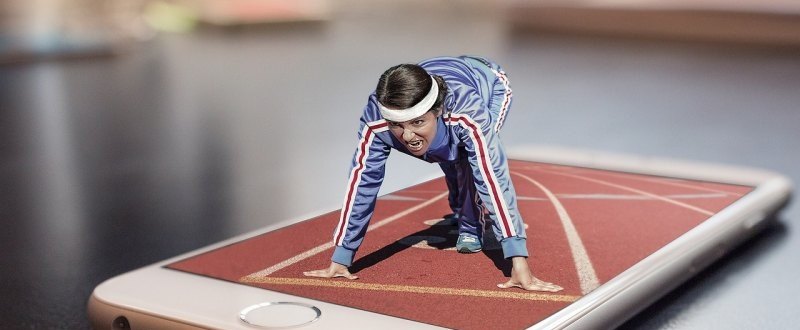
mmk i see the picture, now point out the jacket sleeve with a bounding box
[331,118,391,266]
[451,113,529,259]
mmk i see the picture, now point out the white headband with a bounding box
[378,76,438,122]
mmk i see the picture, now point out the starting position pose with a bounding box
[305,56,562,292]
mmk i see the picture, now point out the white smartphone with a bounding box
[88,145,792,330]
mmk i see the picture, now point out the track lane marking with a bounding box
[243,191,449,278]
[534,169,715,216]
[517,193,728,201]
[512,172,601,295]
[638,177,745,197]
[569,168,745,197]
[240,277,580,303]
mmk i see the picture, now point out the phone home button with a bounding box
[239,302,321,328]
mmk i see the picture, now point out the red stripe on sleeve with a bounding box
[334,128,374,245]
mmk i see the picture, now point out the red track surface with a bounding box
[168,160,751,329]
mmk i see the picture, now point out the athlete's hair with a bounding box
[376,64,447,117]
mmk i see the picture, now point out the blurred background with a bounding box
[1,0,799,328]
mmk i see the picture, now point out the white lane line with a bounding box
[518,193,728,201]
[647,193,728,199]
[640,177,745,197]
[241,277,582,302]
[540,170,714,216]
[536,169,715,216]
[241,191,449,280]
[512,172,600,295]
[571,168,745,197]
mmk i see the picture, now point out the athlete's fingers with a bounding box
[303,269,333,278]
[533,277,563,292]
[521,278,563,292]
[498,278,563,292]
[303,268,359,280]
[523,282,563,292]
[497,279,521,289]
[543,283,563,292]
[333,272,359,280]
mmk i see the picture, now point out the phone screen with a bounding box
[166,159,752,329]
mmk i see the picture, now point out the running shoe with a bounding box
[456,234,482,253]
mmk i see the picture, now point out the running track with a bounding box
[168,160,751,329]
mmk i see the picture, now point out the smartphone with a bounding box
[88,145,792,329]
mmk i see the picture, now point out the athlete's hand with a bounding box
[497,257,562,292]
[303,262,358,280]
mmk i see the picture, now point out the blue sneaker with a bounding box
[456,234,482,253]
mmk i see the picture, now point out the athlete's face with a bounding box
[388,111,438,156]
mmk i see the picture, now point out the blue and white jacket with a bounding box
[332,56,527,266]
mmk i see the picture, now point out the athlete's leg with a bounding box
[438,160,461,220]
[454,157,484,252]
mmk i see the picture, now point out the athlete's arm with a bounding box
[304,117,390,278]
